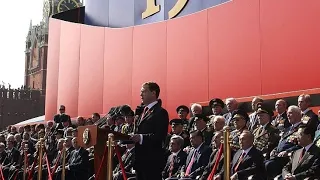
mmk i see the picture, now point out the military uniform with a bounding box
[230,128,247,151]
[314,130,320,148]
[253,123,280,159]
[301,109,319,132]
[272,112,290,131]
[121,123,134,135]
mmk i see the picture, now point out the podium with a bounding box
[77,125,130,180]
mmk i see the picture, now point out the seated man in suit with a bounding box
[55,137,89,180]
[216,130,265,180]
[163,135,187,180]
[281,125,320,180]
[113,142,136,180]
[179,130,212,180]
[265,106,302,179]
[200,131,225,180]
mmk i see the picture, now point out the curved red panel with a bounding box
[208,0,261,99]
[103,28,133,112]
[78,25,105,116]
[132,22,167,109]
[166,11,209,116]
[57,22,80,118]
[260,0,320,94]
[45,19,61,120]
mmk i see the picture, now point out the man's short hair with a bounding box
[298,124,315,140]
[190,130,203,140]
[171,135,184,148]
[143,82,160,98]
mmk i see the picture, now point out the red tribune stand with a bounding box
[77,125,130,180]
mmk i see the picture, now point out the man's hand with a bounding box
[278,151,288,157]
[214,175,221,180]
[270,149,277,157]
[130,134,141,143]
[284,174,296,180]
[230,173,237,180]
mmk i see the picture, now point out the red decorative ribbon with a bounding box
[207,143,223,180]
[51,152,61,175]
[28,154,39,180]
[0,165,4,180]
[115,146,128,180]
[95,143,109,180]
[45,153,53,180]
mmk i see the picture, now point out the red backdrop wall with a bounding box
[45,0,320,120]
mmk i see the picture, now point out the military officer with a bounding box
[176,105,190,132]
[209,98,225,116]
[229,109,249,151]
[121,110,135,135]
[253,103,280,159]
[165,119,190,149]
[298,94,319,132]
[194,114,214,147]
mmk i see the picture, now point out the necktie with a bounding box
[299,148,306,162]
[234,151,245,172]
[140,107,149,121]
[168,155,176,177]
[185,150,197,176]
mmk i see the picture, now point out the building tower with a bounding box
[24,0,81,94]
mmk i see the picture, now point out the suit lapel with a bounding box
[292,148,302,171]
[232,150,241,170]
[138,104,158,125]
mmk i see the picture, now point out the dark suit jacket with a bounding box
[134,101,169,172]
[68,147,89,180]
[200,148,224,180]
[275,124,301,154]
[3,147,20,167]
[302,109,319,132]
[114,148,135,173]
[272,112,290,130]
[182,144,212,179]
[282,144,320,180]
[162,150,187,179]
[230,146,265,180]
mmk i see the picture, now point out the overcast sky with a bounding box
[0,0,43,88]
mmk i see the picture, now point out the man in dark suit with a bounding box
[216,131,265,180]
[298,94,319,132]
[272,99,290,131]
[200,131,224,180]
[282,125,320,180]
[113,143,136,180]
[162,135,187,179]
[130,82,169,180]
[265,105,302,179]
[55,137,89,180]
[179,130,212,180]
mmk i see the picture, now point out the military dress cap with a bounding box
[176,105,190,114]
[232,109,249,122]
[170,119,184,125]
[194,114,210,122]
[209,98,225,108]
[256,103,274,117]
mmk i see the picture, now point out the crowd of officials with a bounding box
[0,92,320,180]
